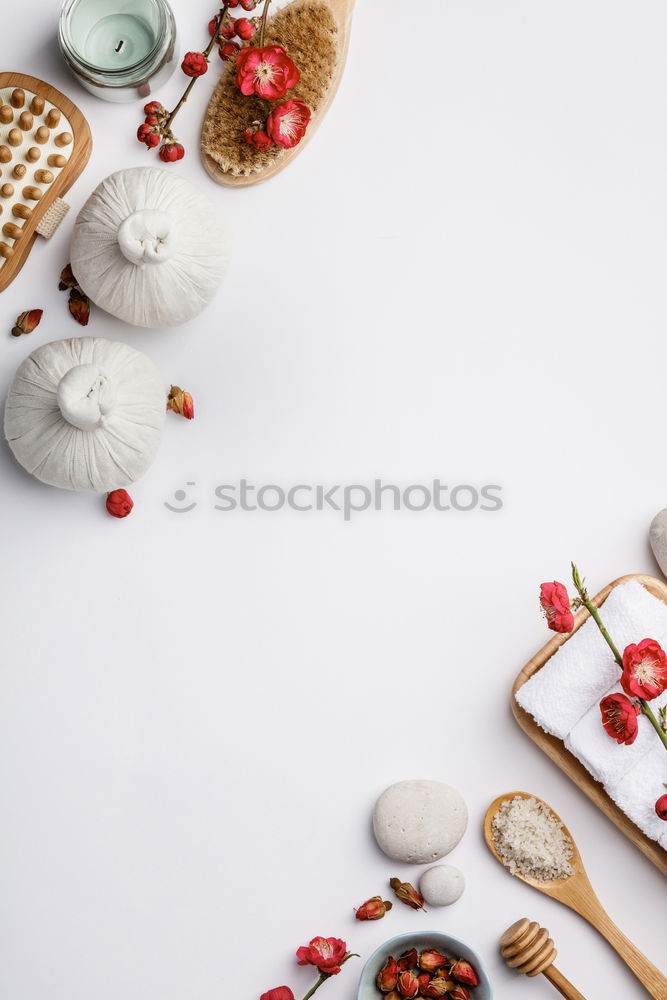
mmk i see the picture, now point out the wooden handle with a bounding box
[543,965,588,1000]
[584,899,667,999]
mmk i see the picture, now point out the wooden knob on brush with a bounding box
[500,919,587,1000]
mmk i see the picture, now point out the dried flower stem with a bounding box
[571,563,667,753]
[164,5,229,133]
[258,0,272,46]
[300,954,359,1000]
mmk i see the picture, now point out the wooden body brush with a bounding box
[201,0,355,186]
[0,73,91,291]
[500,918,587,999]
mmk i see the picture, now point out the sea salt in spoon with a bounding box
[484,793,667,999]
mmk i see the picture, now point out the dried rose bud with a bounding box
[418,950,449,973]
[420,976,453,998]
[167,385,195,419]
[356,896,392,921]
[390,878,426,911]
[450,960,479,988]
[396,949,419,972]
[397,972,419,999]
[106,489,134,518]
[11,308,42,337]
[449,988,471,1000]
[68,286,90,326]
[58,262,78,290]
[376,957,399,993]
[384,994,401,1000]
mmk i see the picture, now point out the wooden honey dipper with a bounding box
[500,919,586,999]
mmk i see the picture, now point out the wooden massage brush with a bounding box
[201,0,355,186]
[500,918,587,999]
[0,73,92,291]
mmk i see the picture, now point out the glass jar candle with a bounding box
[59,0,178,103]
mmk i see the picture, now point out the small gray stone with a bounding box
[419,864,466,906]
[650,508,667,577]
[372,779,468,864]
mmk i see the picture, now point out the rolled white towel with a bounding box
[606,744,667,843]
[516,581,667,739]
[565,685,667,786]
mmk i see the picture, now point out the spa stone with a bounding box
[418,864,466,906]
[372,779,468,864]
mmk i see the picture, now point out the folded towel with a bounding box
[516,580,667,739]
[660,830,667,852]
[606,745,667,843]
[564,684,658,786]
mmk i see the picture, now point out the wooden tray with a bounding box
[0,72,92,292]
[513,573,667,877]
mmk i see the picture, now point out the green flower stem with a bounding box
[641,700,667,752]
[300,954,359,1000]
[571,563,667,754]
[259,0,272,46]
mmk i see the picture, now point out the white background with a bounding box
[1,1,666,998]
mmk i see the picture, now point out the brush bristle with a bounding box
[201,0,339,178]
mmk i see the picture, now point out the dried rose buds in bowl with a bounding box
[357,934,491,1000]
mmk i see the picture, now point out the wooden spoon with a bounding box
[500,918,587,999]
[484,793,667,1000]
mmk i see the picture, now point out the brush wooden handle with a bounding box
[543,966,587,1000]
[581,897,667,1000]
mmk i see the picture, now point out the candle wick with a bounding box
[115,40,125,52]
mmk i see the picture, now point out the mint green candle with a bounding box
[59,0,178,102]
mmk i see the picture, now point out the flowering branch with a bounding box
[571,563,667,753]
[258,0,272,46]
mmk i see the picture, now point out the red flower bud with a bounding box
[182,51,208,77]
[235,16,255,39]
[68,287,90,326]
[159,142,185,163]
[106,489,134,518]
[450,960,479,988]
[137,122,160,147]
[260,990,294,1000]
[397,972,419,998]
[390,878,426,911]
[11,308,42,337]
[396,949,419,971]
[144,100,166,118]
[449,988,471,1000]
[144,114,159,126]
[355,896,392,921]
[219,41,241,60]
[540,580,574,633]
[417,950,449,973]
[419,975,453,998]
[241,0,257,8]
[167,385,195,419]
[220,20,237,39]
[656,793,667,820]
[243,127,273,151]
[227,0,240,6]
[600,692,640,745]
[376,957,399,993]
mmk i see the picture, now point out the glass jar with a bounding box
[59,0,178,103]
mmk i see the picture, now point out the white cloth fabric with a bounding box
[565,683,667,787]
[70,167,229,328]
[4,337,165,492]
[607,745,667,843]
[516,580,667,739]
[516,580,667,847]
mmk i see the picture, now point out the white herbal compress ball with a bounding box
[4,337,165,492]
[70,166,229,328]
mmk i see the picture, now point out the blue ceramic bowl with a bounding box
[357,931,493,1000]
